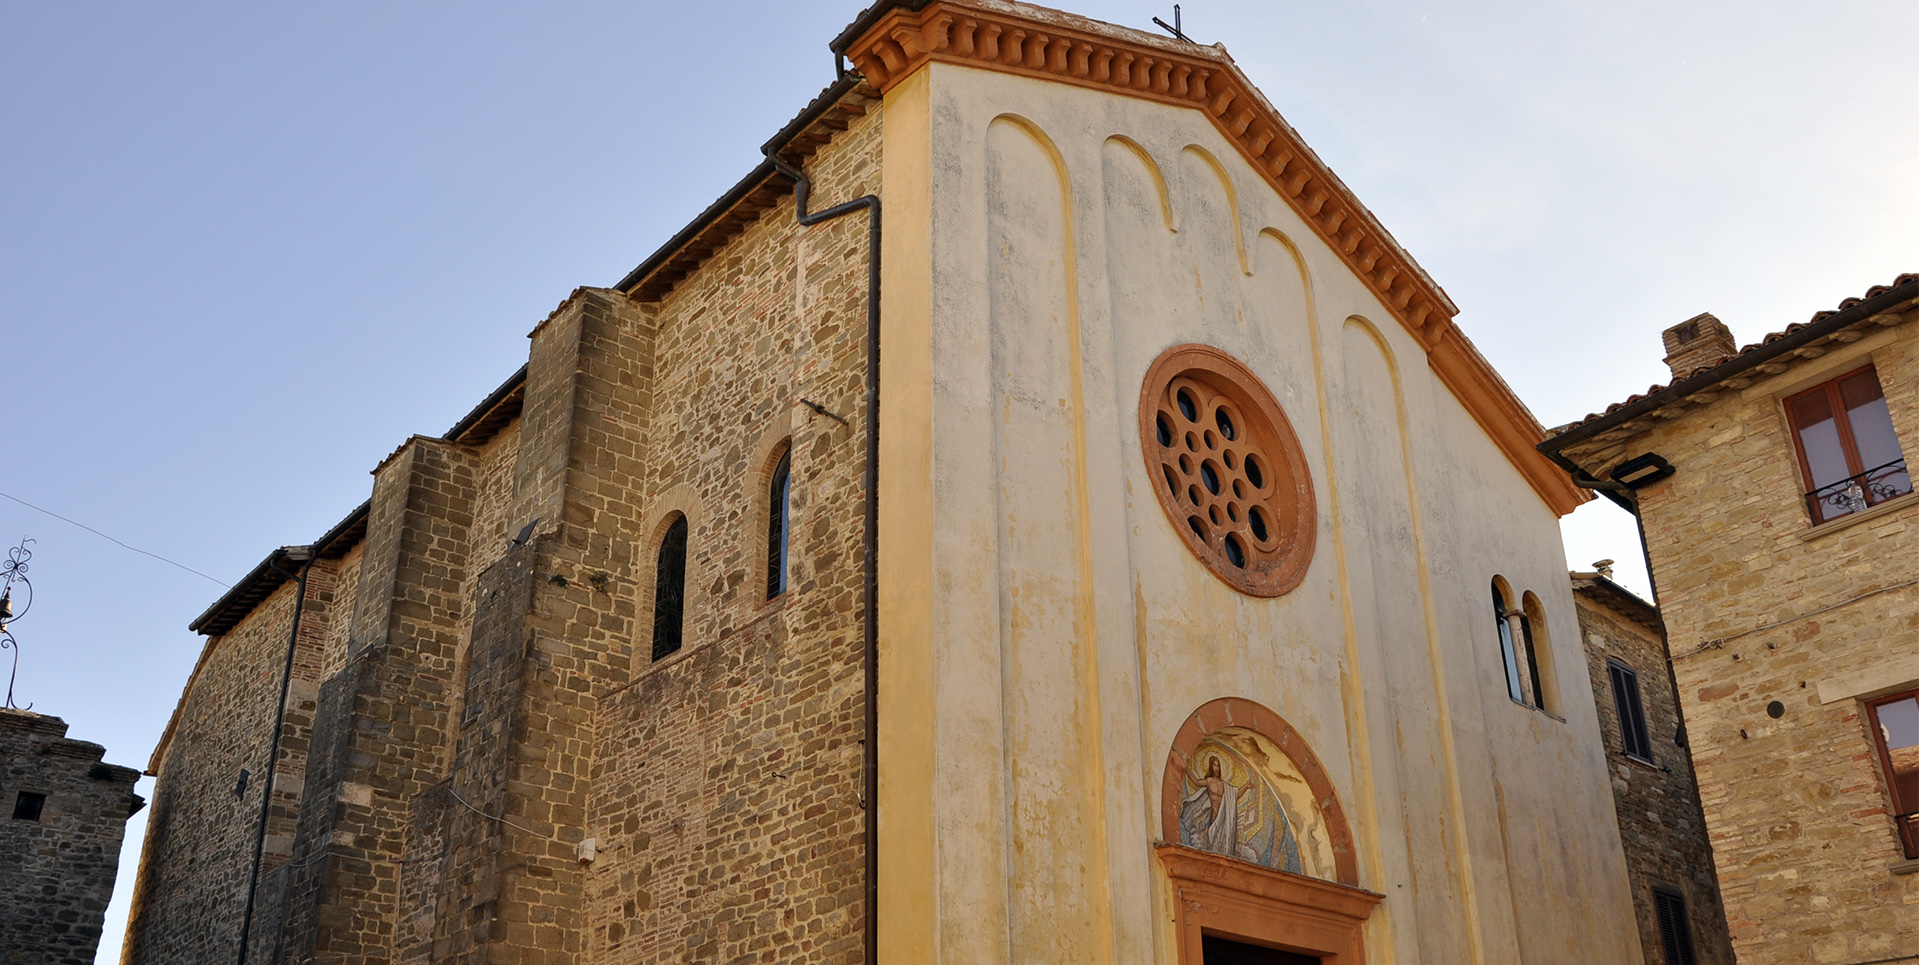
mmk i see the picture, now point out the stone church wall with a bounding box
[124,548,364,965]
[125,88,881,965]
[126,574,312,964]
[582,97,880,965]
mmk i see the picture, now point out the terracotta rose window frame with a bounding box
[1159,697,1382,963]
[1140,344,1316,597]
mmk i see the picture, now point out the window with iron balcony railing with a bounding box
[1785,364,1912,524]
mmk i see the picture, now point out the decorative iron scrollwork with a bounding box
[1,538,33,710]
[1807,459,1912,522]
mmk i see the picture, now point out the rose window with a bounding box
[1139,344,1316,597]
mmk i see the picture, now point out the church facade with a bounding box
[124,2,1646,962]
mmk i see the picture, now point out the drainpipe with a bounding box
[1541,448,1661,605]
[235,545,315,965]
[1550,449,1696,753]
[762,147,882,965]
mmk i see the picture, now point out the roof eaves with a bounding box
[314,501,371,560]
[613,157,785,297]
[1571,573,1663,631]
[617,73,878,302]
[186,547,300,636]
[1542,274,1917,454]
[189,493,373,636]
[445,364,528,445]
[830,0,933,55]
[760,72,868,159]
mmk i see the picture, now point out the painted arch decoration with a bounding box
[1160,696,1358,886]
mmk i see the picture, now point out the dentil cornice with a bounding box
[844,0,1587,514]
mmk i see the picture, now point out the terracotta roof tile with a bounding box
[1551,272,1916,434]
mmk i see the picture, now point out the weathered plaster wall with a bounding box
[877,60,1640,964]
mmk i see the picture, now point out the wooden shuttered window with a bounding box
[1608,660,1655,762]
[1652,886,1697,965]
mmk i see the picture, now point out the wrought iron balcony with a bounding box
[1806,458,1913,523]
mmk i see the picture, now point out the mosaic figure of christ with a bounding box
[1178,741,1303,875]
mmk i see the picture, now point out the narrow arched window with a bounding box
[767,450,791,599]
[1493,582,1525,704]
[1520,591,1554,714]
[651,515,687,661]
[1516,609,1543,710]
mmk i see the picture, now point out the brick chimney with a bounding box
[1661,312,1738,380]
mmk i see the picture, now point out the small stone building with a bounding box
[1544,275,1918,964]
[1571,566,1734,965]
[124,2,1653,963]
[1,709,145,965]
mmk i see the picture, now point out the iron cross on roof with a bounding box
[1154,4,1192,42]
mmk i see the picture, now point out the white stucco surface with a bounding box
[891,61,1640,964]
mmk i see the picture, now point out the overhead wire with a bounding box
[0,488,229,587]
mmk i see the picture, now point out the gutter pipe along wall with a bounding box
[234,545,314,965]
[759,143,883,965]
[615,70,882,964]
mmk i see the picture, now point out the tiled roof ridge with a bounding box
[1550,272,1917,436]
[1570,572,1663,632]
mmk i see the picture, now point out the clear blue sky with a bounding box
[1,2,1913,960]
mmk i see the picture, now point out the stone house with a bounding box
[1571,566,1735,965]
[123,1,1654,962]
[1,709,144,965]
[1543,275,1919,965]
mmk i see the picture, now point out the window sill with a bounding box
[1891,858,1918,876]
[755,591,792,619]
[609,596,793,697]
[1507,697,1564,722]
[1620,752,1664,773]
[1799,491,1916,542]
